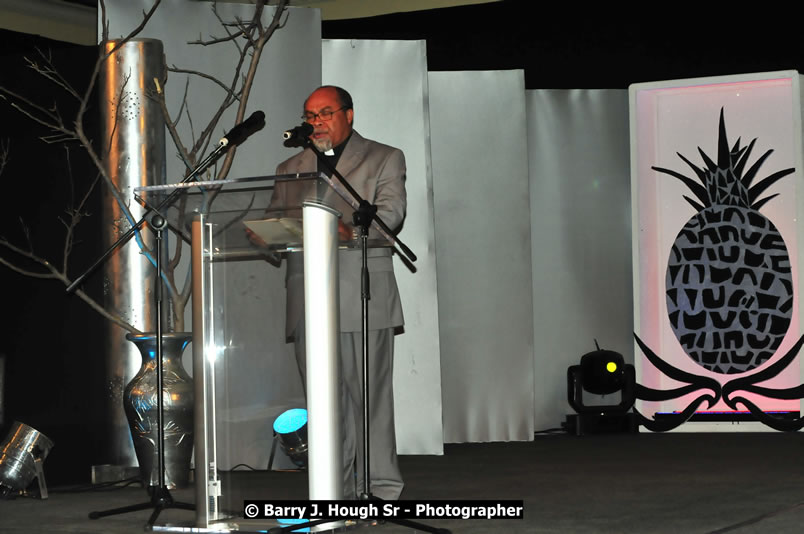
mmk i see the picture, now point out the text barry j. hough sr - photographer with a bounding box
[243,500,525,521]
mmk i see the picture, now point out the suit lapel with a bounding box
[336,131,366,179]
[298,148,317,173]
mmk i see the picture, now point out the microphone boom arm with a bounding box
[65,143,228,294]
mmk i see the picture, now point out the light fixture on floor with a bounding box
[0,421,54,499]
[565,341,636,435]
[269,408,308,469]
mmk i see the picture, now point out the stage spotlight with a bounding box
[0,421,54,499]
[579,349,629,395]
[271,408,308,469]
[565,343,637,435]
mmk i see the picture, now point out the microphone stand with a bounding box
[84,112,264,527]
[89,214,194,526]
[272,137,448,534]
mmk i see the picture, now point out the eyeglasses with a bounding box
[302,107,346,123]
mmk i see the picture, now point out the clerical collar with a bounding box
[318,132,352,177]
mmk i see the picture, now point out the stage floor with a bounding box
[3,433,804,533]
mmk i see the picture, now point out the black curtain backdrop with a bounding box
[323,0,804,89]
[2,0,804,484]
[0,29,106,485]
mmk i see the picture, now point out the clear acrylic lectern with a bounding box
[135,172,376,532]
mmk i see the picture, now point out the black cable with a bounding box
[224,464,304,473]
[226,464,259,471]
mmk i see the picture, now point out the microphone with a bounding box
[283,122,313,145]
[219,110,265,147]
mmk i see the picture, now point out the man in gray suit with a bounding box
[273,85,406,500]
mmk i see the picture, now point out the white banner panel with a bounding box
[528,90,633,432]
[104,2,321,468]
[321,39,444,454]
[430,70,534,443]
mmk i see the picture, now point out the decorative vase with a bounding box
[123,332,193,489]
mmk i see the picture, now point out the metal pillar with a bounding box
[98,38,167,468]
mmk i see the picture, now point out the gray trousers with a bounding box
[294,324,404,500]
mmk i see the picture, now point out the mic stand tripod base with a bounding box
[88,484,194,527]
[357,494,452,534]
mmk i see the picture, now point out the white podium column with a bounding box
[302,201,343,500]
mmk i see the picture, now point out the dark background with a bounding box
[1,28,106,485]
[322,1,804,89]
[2,0,804,484]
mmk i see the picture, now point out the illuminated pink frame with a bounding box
[629,71,804,429]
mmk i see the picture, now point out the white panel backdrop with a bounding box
[528,90,633,431]
[105,1,321,469]
[429,70,535,443]
[321,39,444,455]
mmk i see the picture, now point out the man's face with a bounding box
[304,87,353,152]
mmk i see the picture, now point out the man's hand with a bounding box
[246,227,268,248]
[338,220,354,241]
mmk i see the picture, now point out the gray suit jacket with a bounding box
[273,131,406,337]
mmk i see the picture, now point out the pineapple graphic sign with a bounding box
[635,108,804,432]
[653,108,795,375]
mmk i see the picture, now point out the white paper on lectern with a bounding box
[243,218,303,245]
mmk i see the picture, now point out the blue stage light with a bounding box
[273,408,308,434]
[272,409,308,468]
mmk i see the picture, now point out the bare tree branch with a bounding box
[0,1,163,333]
[215,0,288,182]
[101,70,133,159]
[0,139,9,176]
[168,66,239,101]
[0,89,78,142]
[0,238,141,333]
[151,77,195,172]
[188,1,255,48]
[100,0,109,42]
[73,0,163,153]
[25,49,82,101]
[0,251,57,280]
[215,4,246,56]
[61,146,77,272]
[1,0,288,334]
[173,77,190,129]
